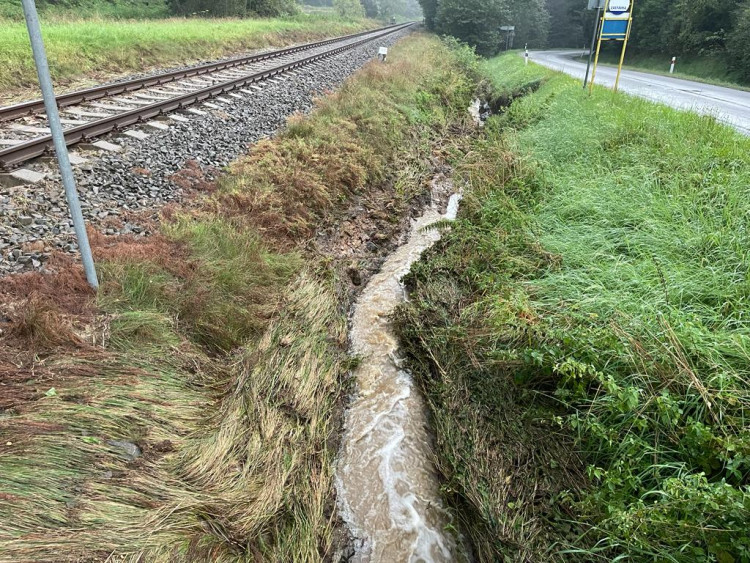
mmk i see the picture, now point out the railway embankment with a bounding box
[0,25,411,276]
[0,34,479,560]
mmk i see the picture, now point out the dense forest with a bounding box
[331,0,422,20]
[419,0,550,55]
[546,0,750,81]
[421,0,750,81]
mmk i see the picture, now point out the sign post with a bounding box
[500,26,515,51]
[583,0,605,89]
[589,0,635,94]
[20,0,98,289]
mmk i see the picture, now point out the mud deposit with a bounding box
[336,176,461,562]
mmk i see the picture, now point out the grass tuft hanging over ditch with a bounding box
[395,54,750,561]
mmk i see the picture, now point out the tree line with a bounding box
[420,0,750,82]
[419,0,550,55]
[546,0,750,83]
[165,0,422,19]
[168,0,298,17]
[331,0,422,20]
[628,0,750,82]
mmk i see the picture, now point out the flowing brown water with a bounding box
[336,179,461,562]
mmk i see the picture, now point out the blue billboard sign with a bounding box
[601,19,629,39]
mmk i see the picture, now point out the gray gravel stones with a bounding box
[0,28,412,277]
[106,440,142,461]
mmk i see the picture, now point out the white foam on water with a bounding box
[445,193,463,220]
[336,178,462,562]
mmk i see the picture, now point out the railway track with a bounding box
[0,22,412,170]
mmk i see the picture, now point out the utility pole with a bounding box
[20,0,98,289]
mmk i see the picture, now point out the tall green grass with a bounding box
[0,14,372,95]
[397,54,750,561]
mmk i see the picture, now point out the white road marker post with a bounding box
[525,43,529,65]
[670,56,676,74]
[20,0,98,289]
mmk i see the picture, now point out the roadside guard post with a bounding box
[670,56,676,74]
[589,0,635,94]
[525,44,529,66]
[20,0,98,289]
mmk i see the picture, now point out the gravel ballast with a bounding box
[0,27,413,276]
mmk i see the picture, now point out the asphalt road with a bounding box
[529,50,750,135]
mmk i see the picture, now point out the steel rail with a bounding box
[0,23,413,169]
[0,23,407,123]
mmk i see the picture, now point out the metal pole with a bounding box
[589,0,608,94]
[21,0,98,289]
[583,4,603,88]
[613,3,634,93]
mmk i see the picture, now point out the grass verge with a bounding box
[0,14,374,101]
[0,33,476,560]
[395,53,750,561]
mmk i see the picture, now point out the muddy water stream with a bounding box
[336,179,461,562]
